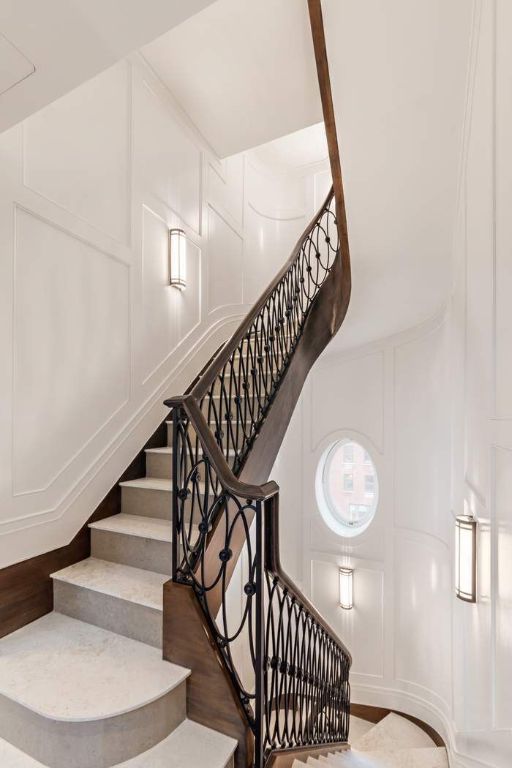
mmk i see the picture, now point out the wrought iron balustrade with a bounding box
[165,186,352,767]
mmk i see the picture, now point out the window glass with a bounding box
[316,439,379,537]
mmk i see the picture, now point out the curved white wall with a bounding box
[273,3,512,766]
[272,313,453,738]
[0,54,317,568]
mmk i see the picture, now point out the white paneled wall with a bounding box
[449,1,512,766]
[272,315,455,751]
[272,3,512,766]
[0,53,321,568]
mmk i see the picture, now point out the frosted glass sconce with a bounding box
[339,567,353,610]
[455,515,477,603]
[169,228,187,290]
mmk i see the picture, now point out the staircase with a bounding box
[0,406,237,767]
[0,3,439,767]
[293,713,448,768]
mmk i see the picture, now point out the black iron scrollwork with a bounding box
[167,187,351,767]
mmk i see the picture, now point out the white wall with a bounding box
[275,315,453,734]
[0,53,317,569]
[448,1,512,765]
[272,3,512,766]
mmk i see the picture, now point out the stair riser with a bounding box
[0,683,186,768]
[146,451,172,479]
[122,486,171,519]
[91,529,171,576]
[121,486,204,525]
[53,581,162,648]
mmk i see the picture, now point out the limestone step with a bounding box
[316,746,448,767]
[121,477,175,519]
[349,715,375,743]
[0,612,189,768]
[52,557,167,647]
[90,514,172,575]
[0,718,237,768]
[351,713,435,751]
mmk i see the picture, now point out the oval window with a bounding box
[315,439,379,537]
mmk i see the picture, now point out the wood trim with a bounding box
[265,742,349,768]
[0,420,167,640]
[350,703,445,748]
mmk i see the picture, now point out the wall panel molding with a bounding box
[12,205,131,498]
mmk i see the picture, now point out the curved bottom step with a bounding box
[0,613,189,768]
[0,719,237,768]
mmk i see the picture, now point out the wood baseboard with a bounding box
[0,419,167,640]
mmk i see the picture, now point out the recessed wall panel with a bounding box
[244,204,305,306]
[133,75,201,234]
[394,533,451,707]
[13,208,130,495]
[140,206,180,383]
[311,559,384,678]
[394,325,451,541]
[494,446,512,729]
[207,206,243,313]
[23,62,130,244]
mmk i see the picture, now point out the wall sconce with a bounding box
[169,228,187,290]
[339,567,353,610]
[455,515,477,603]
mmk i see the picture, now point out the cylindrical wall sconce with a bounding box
[169,228,187,290]
[455,515,477,603]
[339,567,353,610]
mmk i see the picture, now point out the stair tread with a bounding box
[120,477,173,491]
[116,718,237,767]
[89,513,172,542]
[349,716,376,742]
[352,713,436,752]
[51,557,167,610]
[0,718,236,768]
[319,747,448,768]
[0,612,189,723]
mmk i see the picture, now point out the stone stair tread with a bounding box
[0,612,189,723]
[318,747,448,767]
[120,476,208,493]
[352,713,435,752]
[115,718,237,767]
[89,513,172,542]
[0,716,236,768]
[349,716,376,742]
[119,477,173,491]
[51,557,167,610]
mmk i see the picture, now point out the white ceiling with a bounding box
[143,0,472,349]
[0,0,216,133]
[141,0,323,158]
[322,0,472,350]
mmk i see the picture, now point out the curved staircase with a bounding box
[293,714,448,768]
[0,3,423,767]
